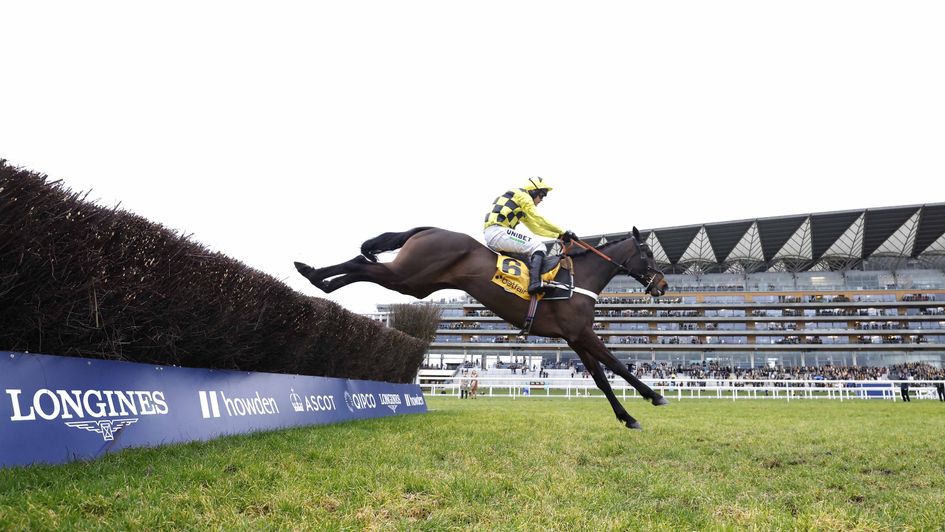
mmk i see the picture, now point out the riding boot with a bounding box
[527,251,546,295]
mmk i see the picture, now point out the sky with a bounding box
[2,2,943,313]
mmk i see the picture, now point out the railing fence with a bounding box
[418,376,945,401]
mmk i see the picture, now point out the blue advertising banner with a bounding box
[0,352,427,468]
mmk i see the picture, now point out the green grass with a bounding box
[2,398,944,530]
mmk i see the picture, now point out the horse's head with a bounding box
[627,227,668,297]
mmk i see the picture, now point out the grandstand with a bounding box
[382,203,945,373]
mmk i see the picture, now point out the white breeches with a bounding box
[484,225,546,256]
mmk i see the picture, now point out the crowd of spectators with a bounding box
[903,294,938,302]
[891,362,945,380]
[619,337,651,344]
[442,360,944,380]
[816,308,898,317]
[667,284,746,292]
[598,296,685,305]
[858,321,904,330]
[622,361,945,381]
[445,361,944,392]
[595,309,653,317]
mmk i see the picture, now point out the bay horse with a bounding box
[295,226,670,429]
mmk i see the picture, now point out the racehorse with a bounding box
[295,226,670,429]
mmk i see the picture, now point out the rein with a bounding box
[568,238,663,293]
[569,239,632,274]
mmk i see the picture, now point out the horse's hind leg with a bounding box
[322,264,392,293]
[295,255,372,292]
[296,256,417,296]
[295,261,329,291]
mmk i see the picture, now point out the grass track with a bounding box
[2,397,944,530]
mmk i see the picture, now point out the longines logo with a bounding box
[378,393,402,412]
[65,419,139,441]
[4,388,168,442]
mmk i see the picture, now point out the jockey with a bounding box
[483,177,578,295]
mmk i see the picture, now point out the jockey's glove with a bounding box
[560,230,578,243]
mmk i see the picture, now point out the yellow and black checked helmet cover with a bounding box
[523,176,553,193]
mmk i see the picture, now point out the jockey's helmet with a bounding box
[524,176,553,196]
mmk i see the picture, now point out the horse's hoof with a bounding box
[294,261,329,291]
[626,420,642,430]
[651,395,670,406]
[294,261,320,283]
[294,261,313,276]
[315,280,332,292]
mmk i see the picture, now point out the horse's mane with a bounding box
[564,235,636,257]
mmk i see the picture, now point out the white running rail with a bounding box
[418,376,945,401]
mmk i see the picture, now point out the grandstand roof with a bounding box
[573,203,945,274]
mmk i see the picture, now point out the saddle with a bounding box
[491,253,574,301]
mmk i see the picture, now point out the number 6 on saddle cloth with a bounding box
[492,254,574,301]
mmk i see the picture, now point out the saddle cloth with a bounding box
[491,254,574,301]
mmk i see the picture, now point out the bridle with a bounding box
[631,241,666,294]
[569,237,665,294]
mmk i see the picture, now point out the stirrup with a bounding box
[527,281,544,295]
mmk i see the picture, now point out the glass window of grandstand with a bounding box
[703,296,745,304]
[704,308,746,317]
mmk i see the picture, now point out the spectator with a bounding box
[470,370,479,399]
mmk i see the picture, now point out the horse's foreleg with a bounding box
[576,330,668,406]
[574,350,640,429]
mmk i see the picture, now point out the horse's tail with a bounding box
[360,227,435,262]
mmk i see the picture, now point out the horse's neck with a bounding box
[573,240,634,293]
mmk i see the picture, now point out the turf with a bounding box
[1,397,943,530]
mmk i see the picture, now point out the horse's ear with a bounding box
[632,226,641,240]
